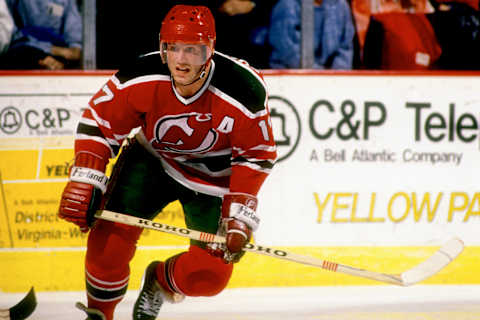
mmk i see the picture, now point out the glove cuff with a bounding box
[74,151,108,171]
[70,151,108,193]
[222,192,260,231]
[70,167,108,194]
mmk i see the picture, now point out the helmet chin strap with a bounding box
[176,63,208,87]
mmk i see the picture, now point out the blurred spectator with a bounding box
[96,1,170,69]
[96,1,206,70]
[214,0,278,69]
[268,0,355,69]
[427,0,480,69]
[351,0,434,66]
[435,0,478,9]
[0,0,82,70]
[363,12,442,69]
[96,0,277,70]
[0,0,13,55]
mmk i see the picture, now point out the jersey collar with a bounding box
[171,60,215,105]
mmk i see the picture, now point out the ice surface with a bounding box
[1,285,480,320]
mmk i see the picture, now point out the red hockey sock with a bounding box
[86,296,119,320]
[156,244,233,297]
[85,220,143,320]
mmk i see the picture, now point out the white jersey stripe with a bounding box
[251,144,278,152]
[106,137,120,146]
[78,117,98,127]
[160,157,229,197]
[75,134,115,158]
[86,105,111,129]
[234,162,272,174]
[111,74,170,90]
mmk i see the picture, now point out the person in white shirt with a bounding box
[0,0,13,55]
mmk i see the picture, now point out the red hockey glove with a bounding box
[58,152,108,232]
[218,193,259,263]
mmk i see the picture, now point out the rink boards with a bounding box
[0,71,479,292]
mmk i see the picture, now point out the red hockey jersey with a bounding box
[76,52,277,197]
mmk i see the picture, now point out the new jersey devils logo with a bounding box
[151,113,218,153]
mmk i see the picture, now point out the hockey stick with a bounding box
[0,287,37,320]
[95,209,464,286]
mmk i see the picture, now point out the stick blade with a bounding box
[8,287,37,320]
[400,237,464,286]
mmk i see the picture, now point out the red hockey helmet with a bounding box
[159,5,216,65]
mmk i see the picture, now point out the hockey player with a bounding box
[58,5,276,320]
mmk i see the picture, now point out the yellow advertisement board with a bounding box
[1,74,478,293]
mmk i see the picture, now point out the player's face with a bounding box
[166,42,209,85]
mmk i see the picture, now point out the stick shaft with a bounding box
[96,210,404,285]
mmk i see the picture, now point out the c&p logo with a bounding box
[269,96,301,162]
[0,106,22,134]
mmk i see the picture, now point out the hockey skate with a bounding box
[133,261,185,320]
[75,302,106,320]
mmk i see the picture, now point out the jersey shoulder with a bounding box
[114,51,170,85]
[211,52,267,114]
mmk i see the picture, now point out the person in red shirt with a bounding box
[58,5,276,320]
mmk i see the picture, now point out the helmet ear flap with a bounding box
[160,41,168,64]
[202,40,215,62]
[205,42,215,66]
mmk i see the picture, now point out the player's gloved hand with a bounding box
[58,152,108,233]
[218,192,259,263]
